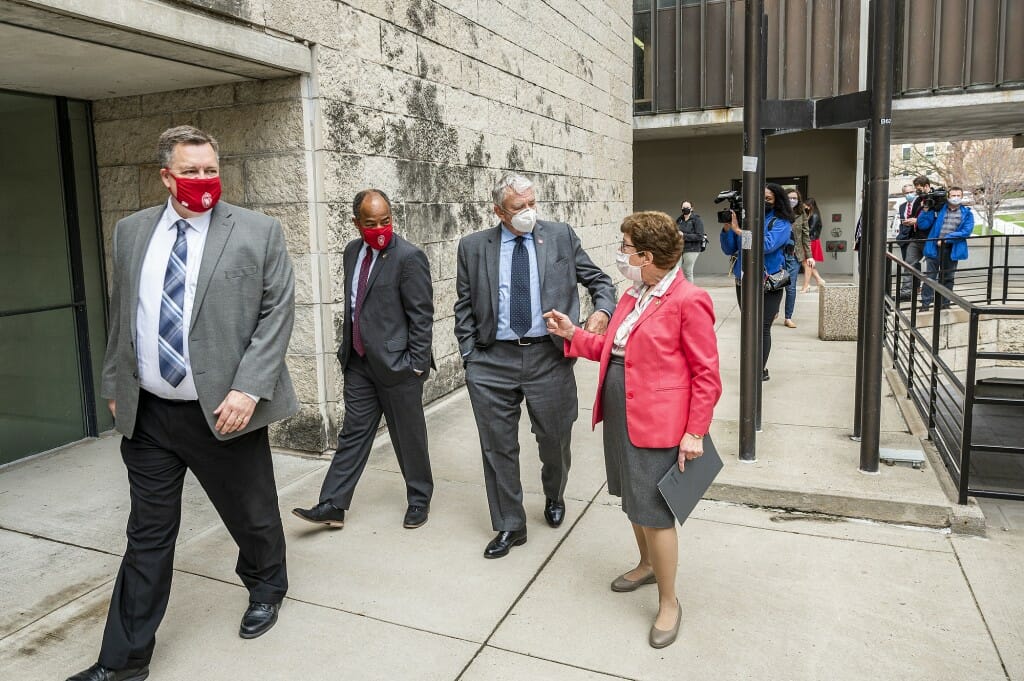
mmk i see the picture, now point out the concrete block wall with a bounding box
[93,0,634,452]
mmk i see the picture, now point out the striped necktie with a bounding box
[158,220,189,387]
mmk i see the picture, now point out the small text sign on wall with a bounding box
[832,213,842,222]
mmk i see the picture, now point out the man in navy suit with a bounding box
[294,189,435,530]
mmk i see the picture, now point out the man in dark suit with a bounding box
[455,174,615,558]
[293,189,435,530]
[67,126,297,681]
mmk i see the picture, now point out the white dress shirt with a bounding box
[136,199,211,400]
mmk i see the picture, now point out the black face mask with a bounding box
[765,201,774,212]
[681,208,691,215]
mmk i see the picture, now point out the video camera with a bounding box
[920,187,947,211]
[715,189,743,223]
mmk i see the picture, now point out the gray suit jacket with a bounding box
[101,201,299,441]
[454,220,615,355]
[337,234,435,386]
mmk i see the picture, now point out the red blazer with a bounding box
[565,275,722,449]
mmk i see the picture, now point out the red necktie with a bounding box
[352,247,373,356]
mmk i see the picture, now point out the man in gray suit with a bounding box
[293,189,435,530]
[455,174,615,558]
[67,126,297,681]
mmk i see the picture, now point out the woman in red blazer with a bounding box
[545,211,722,649]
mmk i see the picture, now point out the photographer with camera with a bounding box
[897,175,934,300]
[917,186,973,312]
[719,184,794,381]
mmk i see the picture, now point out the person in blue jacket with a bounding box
[918,186,973,311]
[720,183,794,381]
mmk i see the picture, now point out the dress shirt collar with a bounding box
[160,197,213,234]
[500,223,533,244]
[626,264,681,299]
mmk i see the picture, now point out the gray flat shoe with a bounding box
[649,599,681,649]
[610,570,657,592]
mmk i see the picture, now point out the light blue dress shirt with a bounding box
[496,225,546,339]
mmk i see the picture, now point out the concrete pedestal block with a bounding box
[818,283,859,340]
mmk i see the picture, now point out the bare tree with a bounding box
[893,139,1024,234]
[966,140,1024,234]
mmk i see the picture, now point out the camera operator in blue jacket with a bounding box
[720,183,794,381]
[917,186,973,311]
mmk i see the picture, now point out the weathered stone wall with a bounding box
[94,0,634,452]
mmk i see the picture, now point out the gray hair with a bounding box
[157,125,219,168]
[492,174,534,207]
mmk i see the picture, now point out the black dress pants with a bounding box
[319,352,433,510]
[98,391,287,670]
[735,284,785,370]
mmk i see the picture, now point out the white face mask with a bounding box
[615,250,644,284]
[948,197,963,206]
[509,207,537,233]
[788,198,799,208]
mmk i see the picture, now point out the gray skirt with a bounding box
[602,358,677,529]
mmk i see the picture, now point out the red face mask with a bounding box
[361,223,393,250]
[169,174,221,212]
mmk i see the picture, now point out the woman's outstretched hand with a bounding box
[543,309,576,340]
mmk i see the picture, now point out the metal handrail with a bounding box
[883,234,1024,502]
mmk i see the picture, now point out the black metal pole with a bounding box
[852,145,870,441]
[852,0,876,442]
[859,0,897,473]
[739,0,765,461]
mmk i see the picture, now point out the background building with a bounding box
[631,0,1024,278]
[0,0,634,462]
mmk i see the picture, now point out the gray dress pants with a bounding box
[464,339,578,531]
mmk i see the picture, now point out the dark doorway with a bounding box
[0,90,110,464]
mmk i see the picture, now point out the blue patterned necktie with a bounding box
[158,220,189,387]
[510,236,531,337]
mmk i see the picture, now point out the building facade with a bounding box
[631,0,1024,278]
[0,0,634,462]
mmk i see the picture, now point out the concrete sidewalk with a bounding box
[2,282,1022,681]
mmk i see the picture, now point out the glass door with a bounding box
[0,91,108,464]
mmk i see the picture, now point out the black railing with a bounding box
[884,234,1024,503]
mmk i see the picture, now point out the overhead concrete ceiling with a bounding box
[891,91,1024,144]
[0,0,310,100]
[634,89,1024,144]
[0,23,248,99]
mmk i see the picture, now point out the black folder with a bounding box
[657,435,723,526]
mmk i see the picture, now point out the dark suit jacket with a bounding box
[338,234,434,387]
[101,201,298,440]
[453,220,615,355]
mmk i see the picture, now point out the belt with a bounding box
[497,336,550,346]
[141,389,198,405]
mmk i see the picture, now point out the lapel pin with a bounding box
[537,239,543,244]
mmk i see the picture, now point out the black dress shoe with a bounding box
[239,601,280,639]
[544,498,566,528]
[484,529,527,559]
[761,368,770,382]
[403,505,429,528]
[292,501,345,528]
[66,663,149,681]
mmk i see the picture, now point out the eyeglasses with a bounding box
[620,240,639,253]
